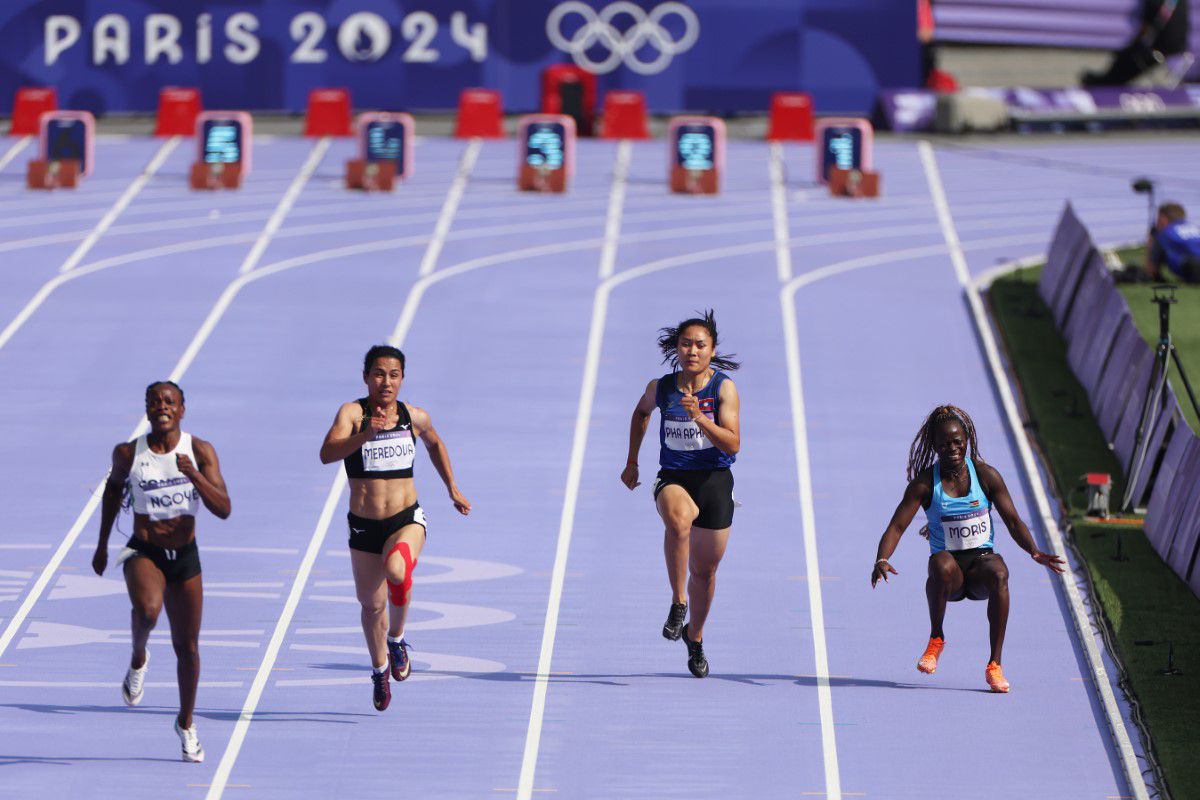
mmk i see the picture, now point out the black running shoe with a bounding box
[371,670,391,711]
[682,624,709,678]
[662,602,688,641]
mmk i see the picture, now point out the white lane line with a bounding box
[203,140,480,800]
[770,142,794,282]
[779,279,841,800]
[59,137,180,274]
[517,145,629,798]
[918,140,1150,800]
[0,144,331,661]
[238,138,329,274]
[418,139,481,277]
[597,140,632,279]
[0,136,31,173]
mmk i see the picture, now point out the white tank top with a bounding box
[128,432,201,521]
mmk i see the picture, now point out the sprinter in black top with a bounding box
[320,345,470,711]
[621,310,741,678]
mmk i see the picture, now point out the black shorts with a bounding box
[348,503,427,554]
[943,547,1000,601]
[653,468,735,530]
[120,537,202,584]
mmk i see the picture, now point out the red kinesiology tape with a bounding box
[386,541,417,606]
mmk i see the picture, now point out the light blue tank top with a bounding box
[925,459,994,554]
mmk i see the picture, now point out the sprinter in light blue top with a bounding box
[622,310,741,680]
[870,405,1066,693]
[925,458,993,554]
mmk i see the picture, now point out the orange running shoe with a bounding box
[917,637,945,674]
[985,661,1010,693]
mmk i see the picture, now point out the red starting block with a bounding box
[601,91,650,139]
[542,64,596,136]
[11,87,57,136]
[155,87,202,137]
[828,167,881,198]
[455,88,504,138]
[517,114,575,193]
[766,92,814,141]
[27,159,80,190]
[668,116,725,195]
[190,111,252,190]
[815,117,874,185]
[346,112,414,191]
[304,88,353,137]
[28,109,94,190]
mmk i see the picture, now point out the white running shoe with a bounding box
[121,651,149,706]
[174,718,205,763]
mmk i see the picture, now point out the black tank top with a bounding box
[342,398,416,480]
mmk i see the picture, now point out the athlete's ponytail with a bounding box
[905,404,982,481]
[657,309,741,372]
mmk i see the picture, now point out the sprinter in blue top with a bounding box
[870,405,1065,692]
[622,310,741,678]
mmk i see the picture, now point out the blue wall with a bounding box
[1,1,918,115]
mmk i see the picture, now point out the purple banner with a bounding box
[879,86,1200,132]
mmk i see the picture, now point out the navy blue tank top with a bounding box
[655,371,735,470]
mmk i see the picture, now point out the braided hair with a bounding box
[657,309,741,372]
[905,404,982,481]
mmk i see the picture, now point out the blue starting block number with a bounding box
[675,124,716,171]
[365,121,406,168]
[202,119,244,164]
[820,126,864,181]
[46,118,90,174]
[525,122,566,170]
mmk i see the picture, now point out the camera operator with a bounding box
[1146,202,1200,284]
[1083,0,1189,86]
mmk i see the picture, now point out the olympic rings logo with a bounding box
[546,1,700,75]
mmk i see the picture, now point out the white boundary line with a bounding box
[59,137,180,273]
[237,138,329,274]
[203,140,480,800]
[0,136,31,173]
[0,142,330,661]
[918,140,1150,800]
[418,139,481,276]
[770,142,794,282]
[597,140,631,279]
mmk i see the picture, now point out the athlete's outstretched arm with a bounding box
[92,443,134,576]
[411,405,471,516]
[621,380,657,490]
[179,438,232,519]
[319,401,385,464]
[977,463,1065,573]
[684,377,739,455]
[871,475,930,587]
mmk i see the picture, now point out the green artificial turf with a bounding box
[988,264,1200,800]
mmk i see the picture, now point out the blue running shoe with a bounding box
[387,637,412,682]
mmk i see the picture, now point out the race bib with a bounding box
[663,413,713,451]
[360,429,415,472]
[941,508,991,551]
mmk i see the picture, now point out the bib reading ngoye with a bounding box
[941,508,991,551]
[360,429,415,472]
[663,413,714,451]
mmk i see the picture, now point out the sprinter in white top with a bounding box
[870,405,1063,692]
[92,381,231,762]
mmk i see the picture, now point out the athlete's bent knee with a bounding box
[386,541,417,606]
